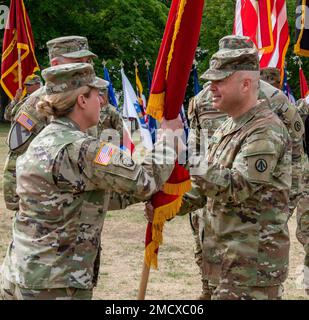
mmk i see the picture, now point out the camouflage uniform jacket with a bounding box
[1,117,176,289]
[97,103,124,141]
[189,101,292,287]
[3,93,125,211]
[259,80,304,215]
[180,81,302,216]
[295,97,309,271]
[3,87,48,210]
[4,94,30,122]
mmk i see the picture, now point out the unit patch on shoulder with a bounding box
[8,121,33,151]
[94,143,115,166]
[16,112,35,131]
[255,159,268,173]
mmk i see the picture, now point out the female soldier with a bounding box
[0,63,183,300]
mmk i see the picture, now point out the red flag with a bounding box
[1,0,40,100]
[233,0,290,83]
[145,0,204,269]
[300,67,309,98]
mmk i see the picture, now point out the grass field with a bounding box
[0,122,308,300]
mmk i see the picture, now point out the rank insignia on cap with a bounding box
[16,112,35,131]
[94,143,115,166]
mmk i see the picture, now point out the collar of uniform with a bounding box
[224,100,268,135]
[52,116,81,131]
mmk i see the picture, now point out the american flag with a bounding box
[16,112,35,131]
[233,0,290,79]
[282,68,296,104]
[94,144,114,166]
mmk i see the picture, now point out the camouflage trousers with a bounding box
[296,157,309,271]
[3,151,19,211]
[208,283,284,300]
[0,276,93,300]
[189,209,210,300]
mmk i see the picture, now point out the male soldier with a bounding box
[186,62,303,300]
[259,67,304,216]
[4,74,42,121]
[294,94,309,295]
[165,35,292,300]
[187,82,228,300]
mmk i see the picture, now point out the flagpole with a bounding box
[137,261,150,300]
[18,47,22,89]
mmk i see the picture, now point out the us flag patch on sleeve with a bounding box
[16,112,35,131]
[94,143,115,166]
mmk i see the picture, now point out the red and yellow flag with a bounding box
[1,0,40,100]
[300,67,309,98]
[145,0,204,269]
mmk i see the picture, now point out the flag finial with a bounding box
[119,61,124,68]
[145,59,150,70]
[134,60,139,68]
[102,59,107,67]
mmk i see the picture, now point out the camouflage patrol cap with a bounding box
[42,63,109,95]
[260,67,281,88]
[47,36,97,60]
[24,74,41,86]
[201,35,259,81]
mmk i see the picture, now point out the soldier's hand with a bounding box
[144,202,154,223]
[160,115,183,131]
[14,89,23,102]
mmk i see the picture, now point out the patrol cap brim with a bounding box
[61,49,98,59]
[88,77,109,90]
[200,69,234,81]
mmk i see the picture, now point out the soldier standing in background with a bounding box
[4,74,42,121]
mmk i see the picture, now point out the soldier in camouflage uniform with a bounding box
[295,95,309,295]
[259,69,304,216]
[187,84,228,299]
[186,59,303,301]
[178,35,292,300]
[4,75,42,122]
[0,63,183,300]
[3,36,98,212]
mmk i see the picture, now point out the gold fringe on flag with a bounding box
[162,179,192,196]
[146,92,165,121]
[144,196,183,269]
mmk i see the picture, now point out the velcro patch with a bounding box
[246,154,274,182]
[16,112,35,131]
[94,143,115,166]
